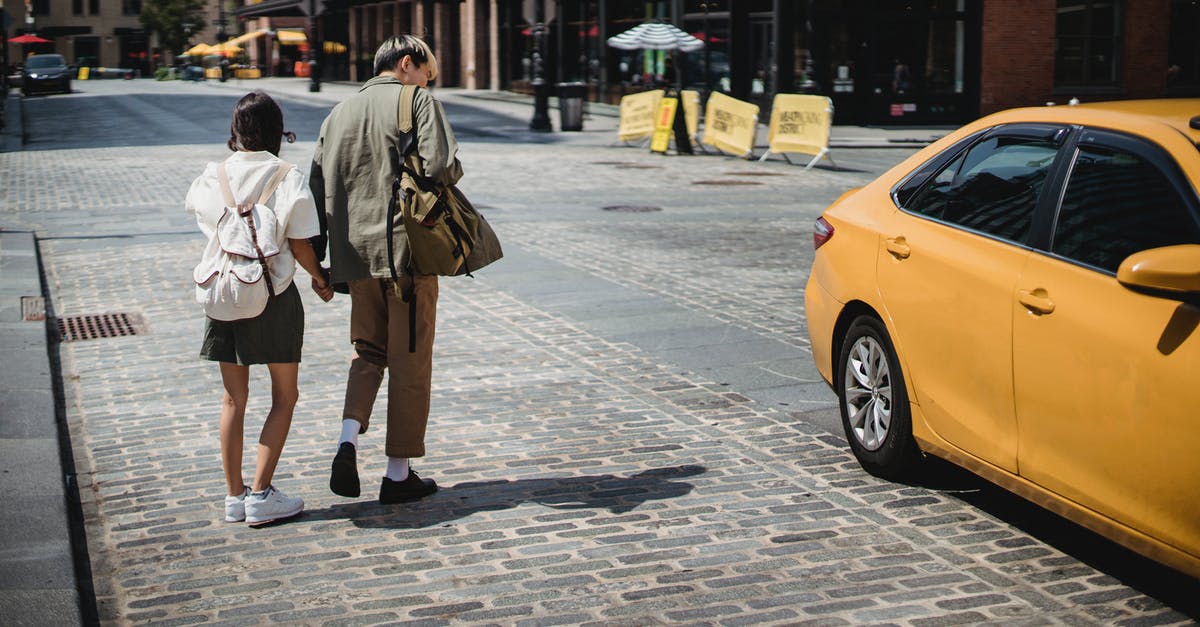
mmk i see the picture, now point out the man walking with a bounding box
[309,34,462,504]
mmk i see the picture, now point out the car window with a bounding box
[1052,144,1200,273]
[903,135,1060,243]
[27,56,64,69]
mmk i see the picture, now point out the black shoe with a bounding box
[379,470,438,504]
[330,442,360,498]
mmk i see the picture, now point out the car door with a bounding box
[1013,128,1200,551]
[878,125,1068,472]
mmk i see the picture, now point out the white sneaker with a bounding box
[244,486,304,525]
[224,486,250,522]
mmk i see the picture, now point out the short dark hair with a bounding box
[227,91,289,155]
[373,34,438,79]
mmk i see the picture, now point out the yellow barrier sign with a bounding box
[762,94,836,169]
[77,66,90,80]
[702,92,759,158]
[680,89,700,142]
[617,90,663,143]
[649,97,679,153]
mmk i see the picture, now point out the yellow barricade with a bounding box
[702,92,759,158]
[205,67,222,79]
[77,66,90,80]
[617,90,663,144]
[762,94,836,169]
[235,68,261,79]
[649,96,679,154]
[680,89,700,143]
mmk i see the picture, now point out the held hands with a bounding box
[312,267,335,302]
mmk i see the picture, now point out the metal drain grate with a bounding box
[691,180,764,186]
[602,205,663,213]
[57,313,148,342]
[722,171,785,177]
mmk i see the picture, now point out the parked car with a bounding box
[804,98,1200,578]
[22,54,72,96]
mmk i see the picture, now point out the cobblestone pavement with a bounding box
[3,79,1198,625]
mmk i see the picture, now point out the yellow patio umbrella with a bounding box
[208,42,243,56]
[183,42,211,56]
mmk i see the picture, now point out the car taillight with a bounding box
[813,216,834,250]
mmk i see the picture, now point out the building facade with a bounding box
[2,0,238,74]
[7,0,1197,124]
[275,0,1193,123]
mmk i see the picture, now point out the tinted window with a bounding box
[903,135,1060,243]
[26,55,65,69]
[1052,144,1200,272]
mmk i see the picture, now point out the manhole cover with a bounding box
[602,205,663,213]
[591,161,662,169]
[57,312,148,342]
[691,180,764,186]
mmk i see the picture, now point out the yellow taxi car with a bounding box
[804,99,1200,578]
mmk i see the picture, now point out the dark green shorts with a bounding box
[200,282,304,365]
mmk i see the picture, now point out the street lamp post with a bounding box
[529,0,551,131]
[307,0,320,91]
[701,1,715,94]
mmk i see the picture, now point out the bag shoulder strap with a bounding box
[216,160,294,210]
[216,162,238,208]
[398,84,417,134]
[257,162,294,206]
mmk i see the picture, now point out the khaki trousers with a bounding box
[342,275,438,458]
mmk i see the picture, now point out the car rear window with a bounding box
[903,135,1060,243]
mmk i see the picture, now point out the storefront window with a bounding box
[1055,0,1122,87]
[1168,0,1200,93]
[926,3,965,95]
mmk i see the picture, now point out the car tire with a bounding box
[836,315,921,479]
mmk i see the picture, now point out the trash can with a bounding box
[556,82,586,132]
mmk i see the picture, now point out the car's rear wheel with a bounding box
[837,315,920,479]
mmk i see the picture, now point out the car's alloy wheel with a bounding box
[836,316,920,478]
[843,334,892,451]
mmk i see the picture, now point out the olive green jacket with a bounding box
[310,75,463,282]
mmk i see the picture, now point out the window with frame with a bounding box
[122,0,140,15]
[1052,143,1200,273]
[73,0,84,15]
[31,0,50,16]
[89,0,99,15]
[1055,0,1122,88]
[902,134,1060,243]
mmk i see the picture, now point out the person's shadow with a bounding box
[299,465,706,529]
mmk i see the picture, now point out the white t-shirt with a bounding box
[186,150,320,293]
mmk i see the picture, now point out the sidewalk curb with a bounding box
[0,230,88,626]
[1,89,24,152]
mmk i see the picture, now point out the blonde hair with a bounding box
[374,34,439,81]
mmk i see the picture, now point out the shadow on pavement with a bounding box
[299,464,706,529]
[907,457,1200,619]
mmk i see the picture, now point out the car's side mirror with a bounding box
[1117,244,1200,296]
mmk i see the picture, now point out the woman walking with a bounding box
[187,91,334,525]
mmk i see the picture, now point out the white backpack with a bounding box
[193,161,293,321]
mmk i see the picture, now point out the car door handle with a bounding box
[1017,288,1055,315]
[885,237,911,260]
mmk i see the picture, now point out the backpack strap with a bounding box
[216,160,293,207]
[391,85,421,353]
[257,162,294,205]
[216,162,238,208]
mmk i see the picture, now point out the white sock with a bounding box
[385,457,410,481]
[339,419,361,448]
